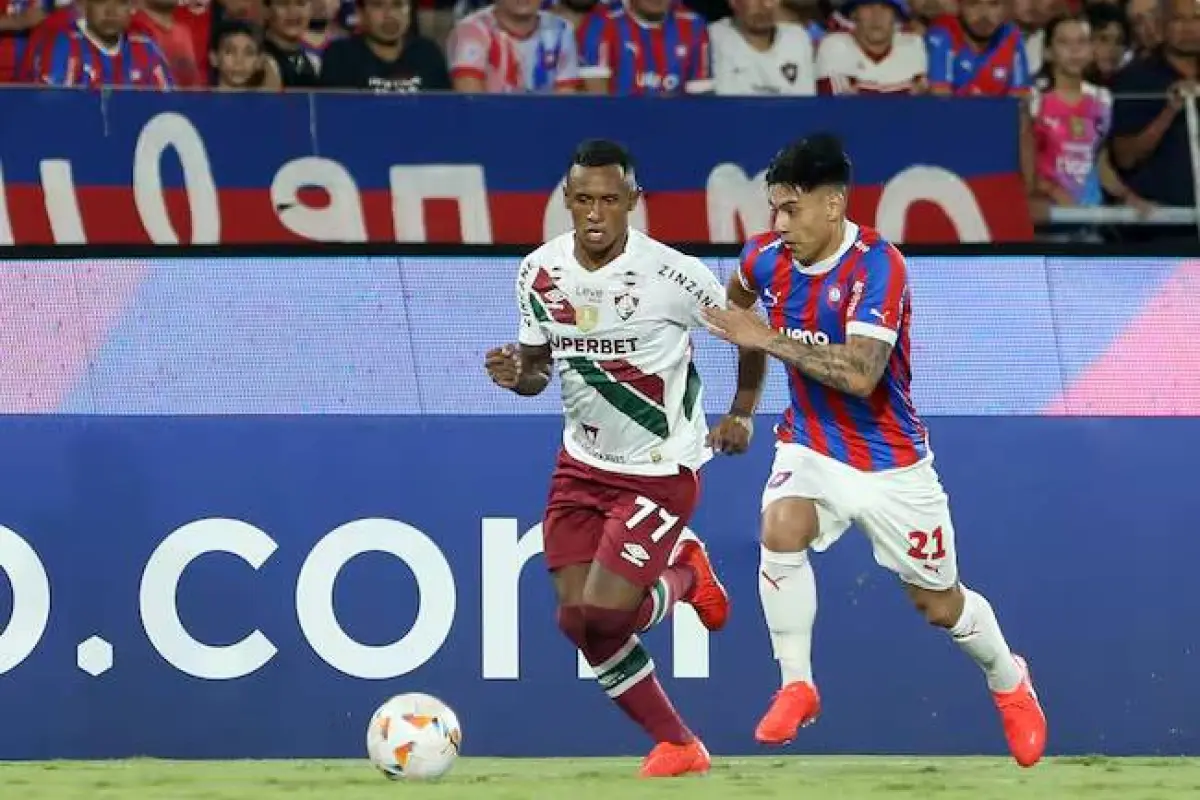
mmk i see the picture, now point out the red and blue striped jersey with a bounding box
[577,3,712,96]
[0,0,54,83]
[36,23,172,89]
[925,15,1029,96]
[738,223,929,471]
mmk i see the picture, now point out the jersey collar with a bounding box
[795,221,858,276]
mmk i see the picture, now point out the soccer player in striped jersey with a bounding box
[484,139,729,778]
[702,134,1048,768]
[35,0,172,88]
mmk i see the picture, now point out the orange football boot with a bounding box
[993,655,1047,767]
[676,539,730,631]
[754,680,821,745]
[639,738,712,778]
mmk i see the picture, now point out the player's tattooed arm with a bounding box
[702,304,891,398]
[761,335,891,398]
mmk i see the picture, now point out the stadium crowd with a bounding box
[0,0,1195,235]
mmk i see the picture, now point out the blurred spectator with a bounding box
[447,0,578,92]
[262,0,321,85]
[907,0,955,34]
[0,0,49,83]
[710,0,816,95]
[926,0,1031,95]
[775,0,833,44]
[16,0,76,81]
[210,18,279,87]
[1124,0,1160,55]
[304,0,347,51]
[181,0,265,82]
[816,0,927,93]
[1109,0,1199,223]
[35,0,173,87]
[578,0,712,94]
[1013,0,1063,73]
[1028,14,1148,226]
[136,0,203,86]
[1084,0,1129,84]
[320,0,448,90]
[549,0,596,27]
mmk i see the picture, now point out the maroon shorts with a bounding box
[542,450,699,587]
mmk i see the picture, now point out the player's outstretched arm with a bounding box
[760,334,890,398]
[484,343,552,397]
[707,274,766,454]
[703,304,891,399]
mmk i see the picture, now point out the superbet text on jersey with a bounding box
[516,229,726,476]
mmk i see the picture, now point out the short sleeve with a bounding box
[672,257,727,329]
[845,244,907,346]
[577,12,611,79]
[736,237,761,292]
[555,22,582,88]
[1010,36,1032,95]
[516,259,549,346]
[448,20,490,81]
[924,27,953,90]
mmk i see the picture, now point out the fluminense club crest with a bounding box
[613,292,639,321]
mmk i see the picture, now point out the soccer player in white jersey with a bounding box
[484,139,731,779]
[702,134,1048,767]
[710,0,816,95]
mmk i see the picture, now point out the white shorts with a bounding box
[760,442,959,591]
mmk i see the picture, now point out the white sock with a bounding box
[758,545,817,687]
[949,587,1023,693]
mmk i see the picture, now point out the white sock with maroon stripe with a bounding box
[758,545,817,687]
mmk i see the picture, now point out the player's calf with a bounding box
[580,604,694,746]
[910,582,1047,766]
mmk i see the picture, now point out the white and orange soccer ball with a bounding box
[366,692,462,780]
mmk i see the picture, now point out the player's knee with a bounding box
[555,605,588,649]
[581,604,638,642]
[906,583,963,628]
[761,498,819,552]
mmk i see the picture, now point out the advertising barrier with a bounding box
[0,91,1032,247]
[0,253,1196,760]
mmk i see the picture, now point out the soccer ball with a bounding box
[366,692,462,780]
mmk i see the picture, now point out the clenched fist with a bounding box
[707,413,753,455]
[485,344,522,390]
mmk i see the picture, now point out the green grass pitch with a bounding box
[3,756,1198,799]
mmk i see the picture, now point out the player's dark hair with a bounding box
[571,139,636,177]
[764,133,852,193]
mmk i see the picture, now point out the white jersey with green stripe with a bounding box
[516,229,727,477]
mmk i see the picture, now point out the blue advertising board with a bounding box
[0,253,1196,759]
[0,90,1032,246]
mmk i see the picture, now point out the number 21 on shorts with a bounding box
[906,526,947,561]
